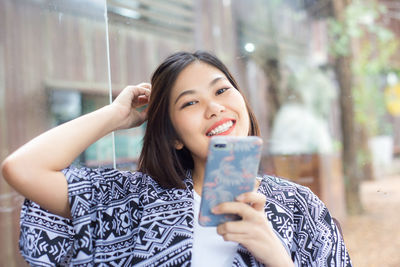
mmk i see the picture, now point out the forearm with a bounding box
[1,85,150,217]
[1,105,121,216]
[4,105,119,171]
[3,83,151,173]
[1,104,122,205]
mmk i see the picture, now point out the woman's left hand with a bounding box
[213,192,294,267]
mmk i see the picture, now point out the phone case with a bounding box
[198,136,263,226]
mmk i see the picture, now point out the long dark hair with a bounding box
[138,51,260,188]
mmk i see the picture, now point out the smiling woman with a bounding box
[168,61,251,188]
[138,51,259,191]
[1,51,352,266]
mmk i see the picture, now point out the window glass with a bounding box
[106,0,195,169]
[0,0,107,264]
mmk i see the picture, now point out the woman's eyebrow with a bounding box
[174,89,196,105]
[209,76,227,87]
[174,76,228,105]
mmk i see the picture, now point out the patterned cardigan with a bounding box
[19,167,352,266]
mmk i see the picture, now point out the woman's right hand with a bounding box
[111,83,151,130]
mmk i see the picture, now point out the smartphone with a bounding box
[198,136,263,227]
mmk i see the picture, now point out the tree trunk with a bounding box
[356,124,375,181]
[332,0,363,215]
[263,58,282,130]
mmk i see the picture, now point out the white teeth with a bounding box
[207,121,233,136]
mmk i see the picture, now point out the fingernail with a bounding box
[211,206,219,213]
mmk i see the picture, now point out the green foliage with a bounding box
[328,0,390,56]
[328,19,351,56]
[328,0,398,136]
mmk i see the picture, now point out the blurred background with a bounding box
[0,0,399,266]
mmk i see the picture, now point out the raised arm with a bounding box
[1,84,151,218]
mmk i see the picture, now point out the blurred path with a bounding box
[342,174,400,267]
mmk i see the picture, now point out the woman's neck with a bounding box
[192,160,205,195]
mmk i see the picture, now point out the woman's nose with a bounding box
[205,101,225,118]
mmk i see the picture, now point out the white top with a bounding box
[192,190,238,266]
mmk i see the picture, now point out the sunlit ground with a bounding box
[342,164,400,267]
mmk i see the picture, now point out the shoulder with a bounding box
[258,174,328,225]
[258,175,352,266]
[259,174,311,193]
[62,165,142,181]
[62,166,167,206]
[62,165,157,187]
[258,174,318,206]
[62,165,188,203]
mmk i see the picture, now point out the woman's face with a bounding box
[169,61,250,165]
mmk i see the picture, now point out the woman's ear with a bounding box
[174,140,184,150]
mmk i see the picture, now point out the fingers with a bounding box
[115,84,151,109]
[136,82,151,89]
[129,84,151,99]
[217,220,293,266]
[212,202,257,222]
[135,83,151,93]
[217,220,251,235]
[213,192,292,266]
[218,232,249,243]
[134,84,151,106]
[236,191,266,211]
[212,192,266,220]
[216,211,272,248]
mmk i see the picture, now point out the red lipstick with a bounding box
[206,118,236,137]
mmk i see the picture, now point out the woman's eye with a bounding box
[216,87,230,95]
[181,101,197,109]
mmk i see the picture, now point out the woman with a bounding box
[1,51,352,266]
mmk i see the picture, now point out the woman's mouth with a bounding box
[206,120,236,136]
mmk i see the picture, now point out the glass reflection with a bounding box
[0,0,107,265]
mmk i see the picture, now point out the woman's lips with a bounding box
[206,118,236,136]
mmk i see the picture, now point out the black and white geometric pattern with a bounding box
[19,167,352,266]
[259,176,352,267]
